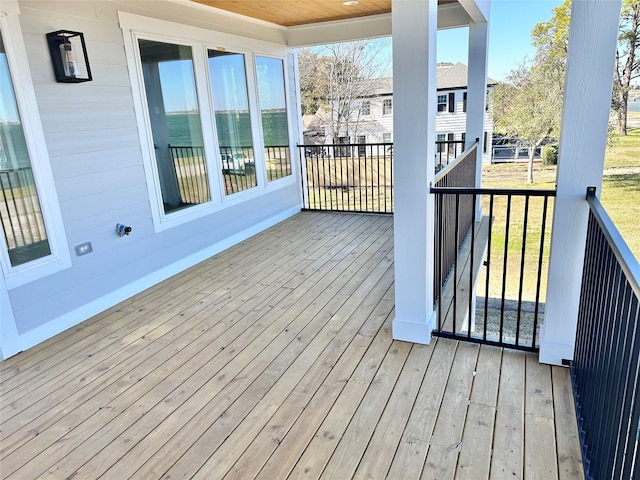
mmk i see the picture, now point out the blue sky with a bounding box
[438,0,564,81]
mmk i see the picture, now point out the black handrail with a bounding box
[571,187,640,480]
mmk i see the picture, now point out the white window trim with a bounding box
[252,50,296,190]
[382,98,392,116]
[0,4,71,289]
[119,12,297,232]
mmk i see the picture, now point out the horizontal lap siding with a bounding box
[7,1,300,341]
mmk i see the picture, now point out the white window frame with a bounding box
[0,4,71,289]
[361,100,370,116]
[437,95,447,112]
[119,12,297,232]
[252,51,295,189]
[206,46,265,200]
[382,98,392,116]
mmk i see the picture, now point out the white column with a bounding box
[465,18,490,191]
[391,0,437,344]
[540,0,622,365]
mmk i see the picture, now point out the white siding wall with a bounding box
[3,0,301,355]
[353,90,493,162]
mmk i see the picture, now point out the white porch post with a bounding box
[465,15,490,191]
[391,0,437,344]
[540,0,622,365]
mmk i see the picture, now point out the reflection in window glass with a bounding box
[208,50,256,195]
[255,56,291,182]
[0,31,51,266]
[138,39,210,213]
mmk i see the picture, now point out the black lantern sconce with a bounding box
[46,30,92,83]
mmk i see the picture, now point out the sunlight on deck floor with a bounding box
[0,212,583,479]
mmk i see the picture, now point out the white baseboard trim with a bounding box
[539,325,575,366]
[3,206,301,359]
[392,311,436,345]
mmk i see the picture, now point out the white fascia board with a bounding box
[437,2,474,29]
[0,0,19,15]
[458,0,490,24]
[120,0,287,45]
[287,3,477,48]
[286,13,392,47]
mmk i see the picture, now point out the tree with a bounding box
[491,1,568,183]
[298,49,329,116]
[298,39,391,144]
[613,1,640,135]
[493,58,564,183]
[533,0,640,136]
[531,0,571,60]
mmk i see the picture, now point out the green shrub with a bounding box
[542,145,558,165]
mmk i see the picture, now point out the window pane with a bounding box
[256,56,291,182]
[138,39,210,213]
[0,32,51,266]
[208,50,256,195]
[383,99,392,115]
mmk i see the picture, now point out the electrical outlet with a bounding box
[75,242,92,256]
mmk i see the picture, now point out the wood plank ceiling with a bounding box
[192,0,458,27]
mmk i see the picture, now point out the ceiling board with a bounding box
[192,0,458,27]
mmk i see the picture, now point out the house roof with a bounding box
[363,62,497,96]
[436,61,498,89]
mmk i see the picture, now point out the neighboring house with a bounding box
[308,62,496,163]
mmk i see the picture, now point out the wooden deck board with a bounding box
[491,349,526,479]
[0,212,584,480]
[456,345,502,479]
[421,341,480,480]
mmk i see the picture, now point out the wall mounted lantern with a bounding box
[46,30,92,83]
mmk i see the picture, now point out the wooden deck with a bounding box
[0,212,583,480]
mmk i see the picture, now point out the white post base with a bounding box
[538,325,574,366]
[392,311,436,345]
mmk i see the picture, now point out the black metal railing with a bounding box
[430,186,556,351]
[571,187,640,480]
[299,139,465,214]
[263,145,291,181]
[433,142,478,300]
[168,145,211,204]
[0,167,48,254]
[436,139,466,170]
[299,143,394,213]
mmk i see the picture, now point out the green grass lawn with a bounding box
[482,127,640,261]
[600,127,640,259]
